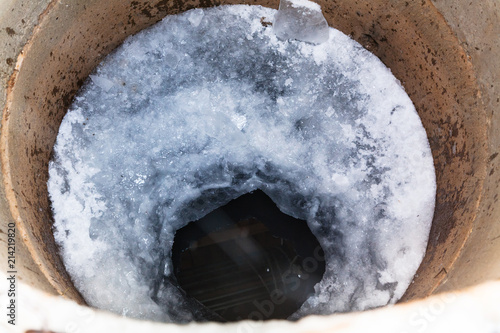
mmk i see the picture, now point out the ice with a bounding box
[48,5,436,323]
[187,8,204,27]
[273,0,329,44]
[89,75,114,92]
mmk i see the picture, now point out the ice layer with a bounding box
[48,5,436,323]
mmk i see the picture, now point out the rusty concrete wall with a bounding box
[430,0,500,292]
[0,0,57,295]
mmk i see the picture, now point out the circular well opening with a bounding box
[172,190,325,321]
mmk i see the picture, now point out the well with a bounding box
[0,0,499,331]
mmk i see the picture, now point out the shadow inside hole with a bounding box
[172,190,326,322]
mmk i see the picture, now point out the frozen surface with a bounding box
[48,5,436,323]
[273,0,329,44]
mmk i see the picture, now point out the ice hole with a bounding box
[48,4,436,324]
[172,190,325,322]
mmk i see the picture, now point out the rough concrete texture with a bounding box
[0,0,57,295]
[430,0,500,293]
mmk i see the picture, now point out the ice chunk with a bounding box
[187,8,204,27]
[89,75,114,92]
[273,0,330,44]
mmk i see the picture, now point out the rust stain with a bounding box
[5,27,16,36]
[1,0,87,305]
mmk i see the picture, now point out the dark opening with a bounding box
[172,190,325,322]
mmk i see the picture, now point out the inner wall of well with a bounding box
[2,0,486,306]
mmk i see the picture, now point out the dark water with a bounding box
[172,190,325,322]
